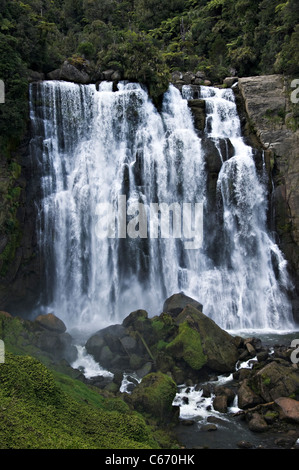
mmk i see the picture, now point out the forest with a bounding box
[0,0,298,141]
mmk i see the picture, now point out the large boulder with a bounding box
[237,379,263,409]
[33,313,76,363]
[34,313,66,333]
[85,319,153,375]
[174,304,239,372]
[48,61,90,84]
[248,412,268,433]
[34,329,76,363]
[85,294,240,382]
[129,372,178,423]
[0,311,77,364]
[250,361,299,402]
[274,397,299,423]
[163,292,203,317]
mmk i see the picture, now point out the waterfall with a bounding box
[29,80,294,335]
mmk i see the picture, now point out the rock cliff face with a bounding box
[0,134,42,315]
[237,75,299,323]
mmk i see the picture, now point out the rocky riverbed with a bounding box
[76,292,299,449]
[1,292,299,449]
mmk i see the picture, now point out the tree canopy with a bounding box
[0,0,298,138]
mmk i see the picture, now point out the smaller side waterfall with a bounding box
[182,85,293,330]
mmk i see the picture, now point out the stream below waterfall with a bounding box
[71,330,299,449]
[174,329,299,449]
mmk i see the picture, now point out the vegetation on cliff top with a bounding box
[0,0,298,138]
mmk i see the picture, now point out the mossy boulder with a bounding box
[166,321,207,370]
[174,304,239,373]
[85,294,240,383]
[129,372,177,424]
[0,311,77,364]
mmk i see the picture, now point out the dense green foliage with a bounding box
[0,0,298,112]
[0,0,297,141]
[0,352,158,449]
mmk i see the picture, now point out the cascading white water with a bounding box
[185,86,293,330]
[29,80,294,335]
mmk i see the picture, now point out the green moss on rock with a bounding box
[166,321,207,370]
[130,372,177,424]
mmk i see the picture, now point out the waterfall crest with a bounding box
[29,80,294,334]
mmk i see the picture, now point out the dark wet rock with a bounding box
[251,361,299,402]
[213,395,228,413]
[201,423,217,432]
[34,313,66,333]
[162,292,203,316]
[215,386,236,406]
[187,99,206,132]
[256,350,269,362]
[248,412,268,432]
[237,379,263,409]
[237,440,254,449]
[181,419,195,426]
